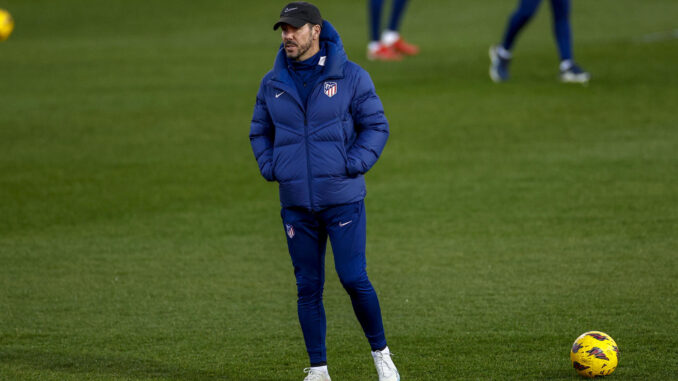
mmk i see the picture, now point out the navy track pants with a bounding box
[281,200,387,365]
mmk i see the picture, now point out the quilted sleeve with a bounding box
[249,79,276,182]
[346,68,389,177]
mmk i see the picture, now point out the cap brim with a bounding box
[273,16,307,30]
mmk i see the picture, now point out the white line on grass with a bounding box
[636,29,678,43]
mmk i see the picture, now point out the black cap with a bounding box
[273,2,322,30]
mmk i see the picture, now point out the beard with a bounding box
[284,34,313,61]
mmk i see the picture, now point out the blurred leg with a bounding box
[550,0,573,61]
[501,0,543,51]
[369,0,384,42]
[387,0,409,32]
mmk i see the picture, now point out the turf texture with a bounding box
[1,0,677,379]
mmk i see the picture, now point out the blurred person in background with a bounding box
[367,0,419,61]
[489,0,590,83]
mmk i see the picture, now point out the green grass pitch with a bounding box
[1,0,677,379]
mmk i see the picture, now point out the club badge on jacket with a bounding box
[324,82,337,98]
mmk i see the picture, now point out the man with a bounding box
[249,3,400,381]
[489,0,590,83]
[367,0,419,61]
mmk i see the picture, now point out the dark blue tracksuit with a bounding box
[501,0,573,61]
[250,21,389,365]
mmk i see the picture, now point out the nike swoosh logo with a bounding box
[339,220,352,227]
[284,7,298,12]
[275,91,285,98]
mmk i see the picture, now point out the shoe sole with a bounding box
[393,47,419,56]
[560,72,591,84]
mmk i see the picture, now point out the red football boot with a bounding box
[367,43,403,61]
[391,37,419,56]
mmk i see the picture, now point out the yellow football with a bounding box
[0,9,15,41]
[570,331,620,378]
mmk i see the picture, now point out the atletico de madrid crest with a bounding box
[285,224,295,239]
[324,82,337,98]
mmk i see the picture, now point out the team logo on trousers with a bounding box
[285,224,295,239]
[324,82,337,98]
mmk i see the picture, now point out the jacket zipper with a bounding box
[303,78,337,212]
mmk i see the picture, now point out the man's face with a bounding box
[281,23,316,61]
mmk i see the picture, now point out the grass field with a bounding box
[1,0,677,379]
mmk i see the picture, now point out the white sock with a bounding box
[560,59,573,71]
[368,41,381,52]
[311,365,329,373]
[381,30,400,46]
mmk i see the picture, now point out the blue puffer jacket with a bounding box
[250,21,389,211]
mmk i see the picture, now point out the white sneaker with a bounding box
[303,367,331,381]
[372,347,400,381]
[560,62,590,84]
